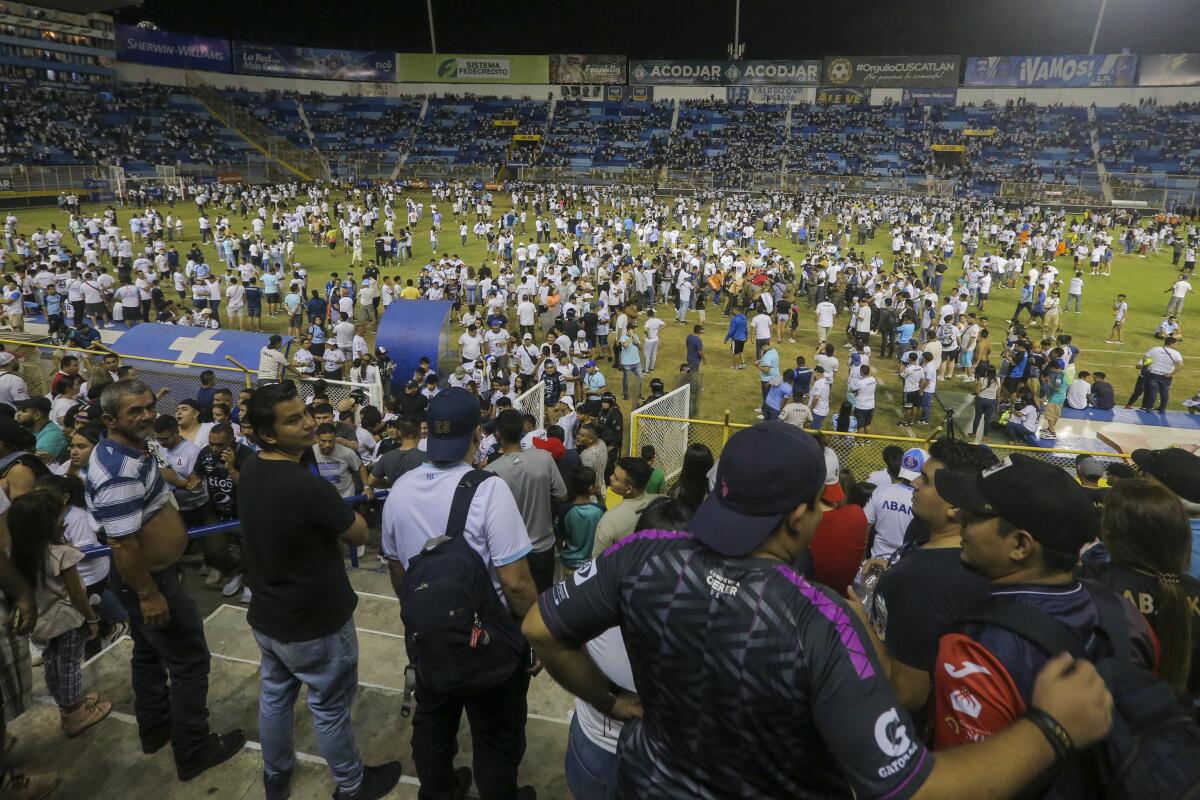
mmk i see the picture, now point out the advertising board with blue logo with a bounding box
[234,43,395,81]
[965,54,1138,87]
[116,24,232,72]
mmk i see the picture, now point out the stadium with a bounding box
[0,0,1196,798]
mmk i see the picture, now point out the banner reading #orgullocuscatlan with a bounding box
[397,53,549,84]
[822,55,960,87]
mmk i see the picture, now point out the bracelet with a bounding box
[1023,706,1074,761]
[84,618,100,625]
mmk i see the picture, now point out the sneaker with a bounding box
[204,570,225,588]
[239,587,252,604]
[177,730,246,782]
[788,338,796,343]
[61,696,112,737]
[221,573,244,598]
[0,769,57,800]
[263,768,293,800]
[28,643,41,667]
[333,762,403,800]
[102,622,129,648]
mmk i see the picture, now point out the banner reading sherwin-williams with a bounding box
[116,24,231,72]
[629,59,820,86]
[1138,54,1200,86]
[902,87,957,105]
[822,56,960,87]
[549,54,626,84]
[964,54,1138,87]
[398,53,549,83]
[234,43,395,81]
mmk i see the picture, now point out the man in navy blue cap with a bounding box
[380,387,540,799]
[524,423,1115,799]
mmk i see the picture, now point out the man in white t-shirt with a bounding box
[808,365,831,430]
[1141,336,1184,413]
[459,324,483,364]
[642,309,666,373]
[863,447,925,559]
[853,365,877,433]
[1166,275,1193,316]
[750,307,773,360]
[379,388,538,799]
[225,280,246,331]
[814,300,836,345]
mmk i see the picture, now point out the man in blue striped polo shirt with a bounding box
[85,379,245,782]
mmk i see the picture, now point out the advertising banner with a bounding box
[549,54,626,84]
[116,24,231,72]
[817,86,870,105]
[605,85,654,102]
[630,59,820,86]
[726,86,812,104]
[930,144,966,153]
[234,43,395,81]
[822,56,959,87]
[1138,54,1200,86]
[902,87,957,105]
[964,54,1138,87]
[397,53,549,84]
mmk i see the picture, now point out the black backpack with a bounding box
[400,470,527,704]
[958,582,1200,800]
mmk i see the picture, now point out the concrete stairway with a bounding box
[10,562,573,799]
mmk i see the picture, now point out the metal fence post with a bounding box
[722,410,732,447]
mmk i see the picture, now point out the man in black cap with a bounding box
[1130,447,1200,580]
[523,424,1115,798]
[931,454,1155,757]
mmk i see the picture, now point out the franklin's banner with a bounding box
[234,43,394,81]
[397,53,549,83]
[550,54,626,84]
[965,54,1138,87]
[629,59,820,86]
[1138,54,1200,86]
[822,56,959,87]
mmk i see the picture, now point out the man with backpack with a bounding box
[931,454,1199,796]
[381,387,540,800]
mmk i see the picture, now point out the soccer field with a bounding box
[8,194,1196,443]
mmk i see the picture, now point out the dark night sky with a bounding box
[118,0,1200,59]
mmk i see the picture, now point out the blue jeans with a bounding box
[564,715,618,800]
[253,618,364,794]
[1143,374,1172,413]
[621,363,643,401]
[811,412,826,430]
[920,391,934,423]
[1006,421,1040,446]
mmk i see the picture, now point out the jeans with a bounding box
[1006,421,1040,446]
[1143,374,1172,412]
[110,564,213,765]
[253,618,364,794]
[1066,294,1082,312]
[811,413,826,430]
[564,715,618,800]
[920,391,934,423]
[621,363,642,401]
[643,338,659,372]
[412,667,530,800]
[972,397,996,436]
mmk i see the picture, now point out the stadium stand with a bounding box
[535,98,673,170]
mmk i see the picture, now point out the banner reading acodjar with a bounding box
[822,56,959,87]
[629,59,820,86]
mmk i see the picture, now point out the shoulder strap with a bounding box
[445,470,496,541]
[958,596,1087,660]
[1080,579,1133,662]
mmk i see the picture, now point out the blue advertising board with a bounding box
[375,301,453,397]
[902,88,957,105]
[234,43,395,81]
[965,54,1138,87]
[115,24,232,73]
[110,323,290,376]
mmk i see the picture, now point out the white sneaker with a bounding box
[221,573,244,597]
[239,587,252,604]
[204,570,224,588]
[29,642,42,667]
[102,622,129,647]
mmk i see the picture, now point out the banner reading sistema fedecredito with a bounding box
[397,53,549,83]
[822,56,960,87]
[964,54,1138,87]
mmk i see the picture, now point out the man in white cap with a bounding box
[863,448,926,559]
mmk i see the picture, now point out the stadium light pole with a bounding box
[733,0,742,60]
[427,0,438,54]
[1088,0,1108,55]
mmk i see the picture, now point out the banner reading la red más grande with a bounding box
[965,54,1138,87]
[398,54,549,83]
[822,56,960,87]
[234,43,395,81]
[629,60,820,86]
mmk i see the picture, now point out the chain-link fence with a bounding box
[294,376,383,412]
[515,381,546,433]
[0,337,253,413]
[630,407,1131,487]
[629,385,691,480]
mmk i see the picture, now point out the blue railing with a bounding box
[80,490,390,569]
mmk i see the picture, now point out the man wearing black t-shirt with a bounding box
[194,422,252,599]
[524,422,1116,799]
[239,382,401,800]
[853,438,995,713]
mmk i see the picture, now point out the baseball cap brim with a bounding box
[933,468,994,514]
[691,493,786,557]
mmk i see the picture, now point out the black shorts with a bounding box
[266,293,280,304]
[1002,377,1023,394]
[854,408,875,428]
[85,302,105,317]
[732,339,745,354]
[904,390,921,408]
[122,305,141,321]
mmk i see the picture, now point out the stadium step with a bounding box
[10,568,573,798]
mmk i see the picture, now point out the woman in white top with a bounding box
[970,364,1000,443]
[175,399,213,449]
[50,375,84,428]
[292,337,317,377]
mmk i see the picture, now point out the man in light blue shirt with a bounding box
[618,333,643,403]
[755,338,781,419]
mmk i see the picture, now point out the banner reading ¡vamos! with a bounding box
[397,53,549,84]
